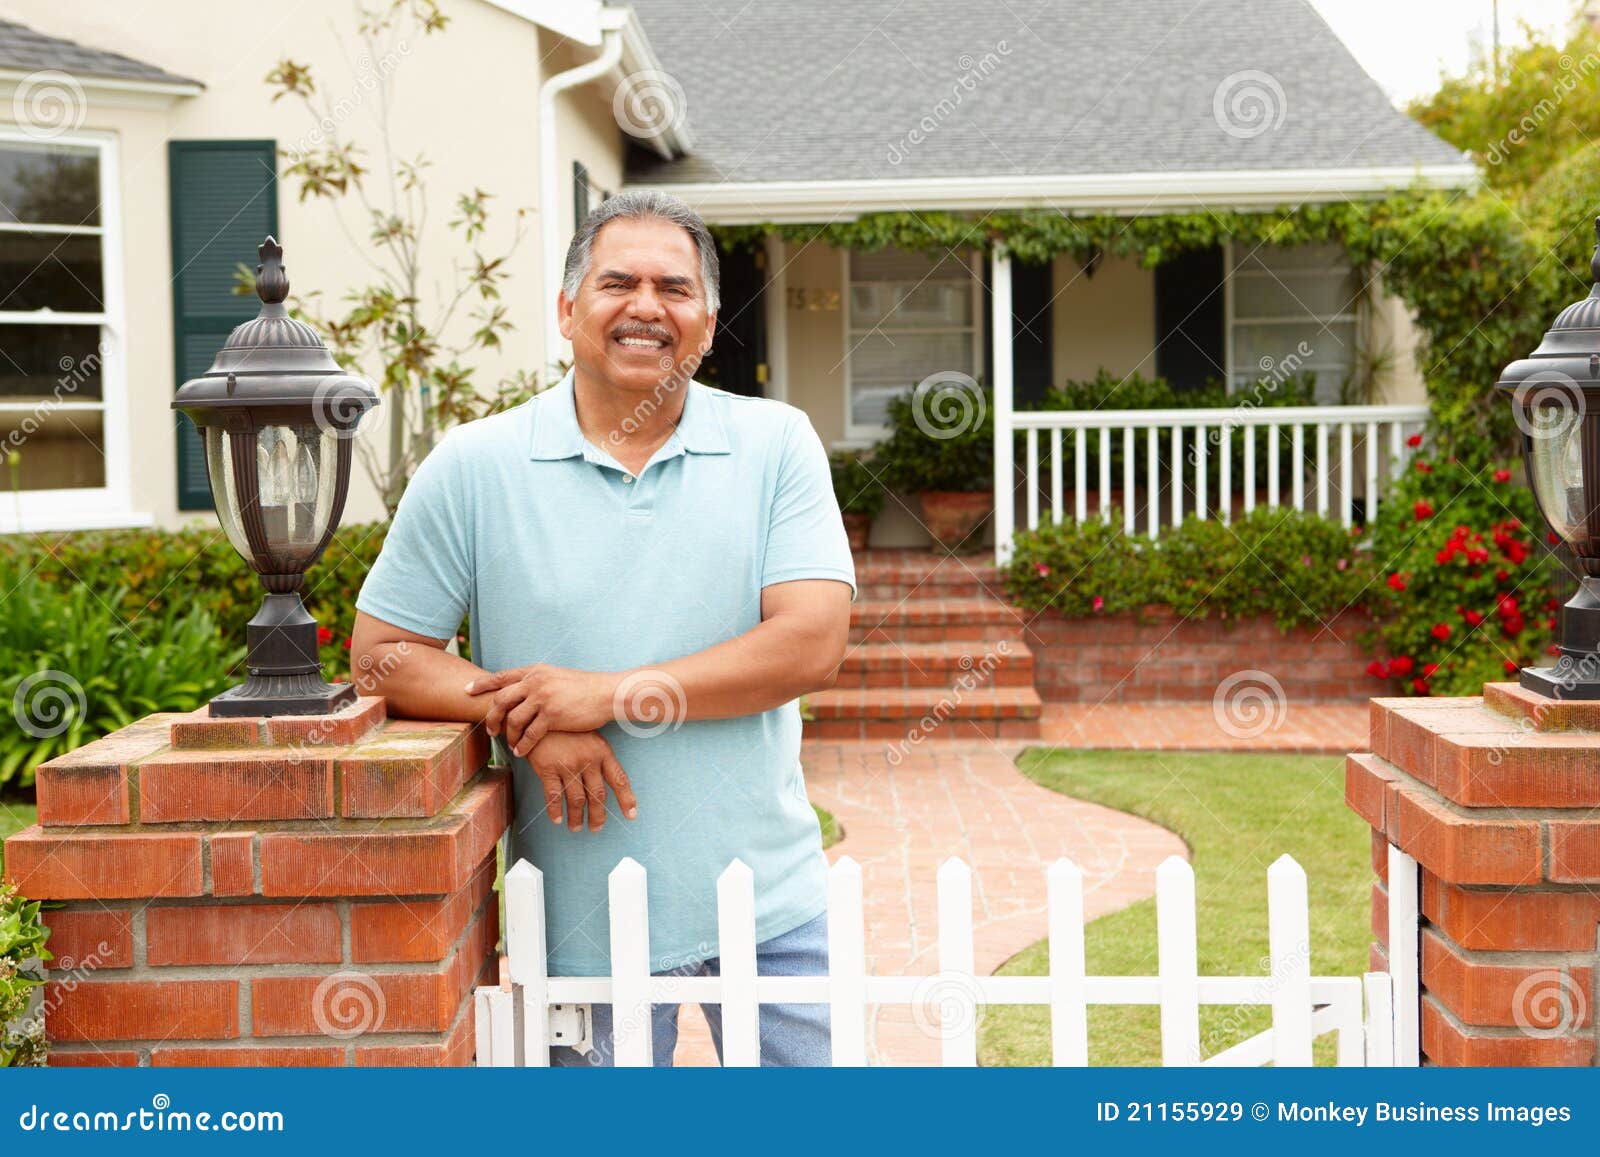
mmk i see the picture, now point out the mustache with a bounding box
[611,323,674,343]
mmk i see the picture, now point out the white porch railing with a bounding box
[996,402,1430,563]
[474,846,1421,1068]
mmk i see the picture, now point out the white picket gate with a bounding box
[475,845,1420,1068]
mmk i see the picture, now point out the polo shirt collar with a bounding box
[528,369,730,460]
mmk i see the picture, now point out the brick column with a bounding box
[2,698,507,1066]
[1348,682,1600,1066]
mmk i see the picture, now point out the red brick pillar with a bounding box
[1348,682,1600,1066]
[2,698,507,1066]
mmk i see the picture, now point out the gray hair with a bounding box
[561,189,720,313]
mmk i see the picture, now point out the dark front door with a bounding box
[698,239,767,396]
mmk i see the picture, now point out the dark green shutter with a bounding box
[573,161,590,227]
[1153,247,1225,393]
[168,140,279,511]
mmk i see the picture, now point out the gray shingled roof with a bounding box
[626,0,1467,184]
[0,18,199,87]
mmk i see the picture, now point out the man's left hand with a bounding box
[466,664,619,756]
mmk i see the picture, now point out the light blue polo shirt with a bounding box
[355,370,856,974]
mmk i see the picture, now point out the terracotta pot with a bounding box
[918,490,993,550]
[841,512,873,552]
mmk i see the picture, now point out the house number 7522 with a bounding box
[787,288,840,311]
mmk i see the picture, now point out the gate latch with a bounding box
[548,1003,592,1054]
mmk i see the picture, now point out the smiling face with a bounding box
[557,216,716,395]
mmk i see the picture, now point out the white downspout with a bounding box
[539,28,624,375]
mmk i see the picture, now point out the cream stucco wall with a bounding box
[0,0,625,530]
[777,238,847,448]
[1049,253,1157,383]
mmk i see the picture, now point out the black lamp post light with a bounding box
[1497,218,1600,700]
[173,238,379,717]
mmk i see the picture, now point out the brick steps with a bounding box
[805,687,1043,742]
[848,598,1027,644]
[836,641,1035,688]
[853,550,1004,600]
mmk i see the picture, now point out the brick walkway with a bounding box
[1038,701,1368,754]
[670,740,1187,1066]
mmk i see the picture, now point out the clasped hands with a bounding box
[466,664,639,833]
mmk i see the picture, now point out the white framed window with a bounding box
[1225,241,1364,403]
[844,246,982,440]
[0,127,142,533]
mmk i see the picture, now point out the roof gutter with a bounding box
[0,67,203,111]
[627,163,1480,225]
[539,25,624,371]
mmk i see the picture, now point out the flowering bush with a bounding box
[1364,439,1562,696]
[1006,506,1372,630]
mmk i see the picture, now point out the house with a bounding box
[0,0,1471,538]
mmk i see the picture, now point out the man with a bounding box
[351,190,855,1066]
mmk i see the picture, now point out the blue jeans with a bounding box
[550,911,832,1067]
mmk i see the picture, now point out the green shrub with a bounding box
[0,522,390,788]
[829,451,885,518]
[0,881,50,1067]
[1363,440,1560,696]
[876,382,993,493]
[1006,506,1373,631]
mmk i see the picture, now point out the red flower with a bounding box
[1496,569,1510,582]
[1406,433,1423,447]
[1504,660,1519,674]
[1386,573,1407,592]
[1422,662,1439,677]
[1549,644,1563,656]
[1549,531,1562,546]
[1431,622,1451,641]
[342,637,353,650]
[1091,595,1104,611]
[316,626,333,646]
[1412,678,1430,695]
[1464,610,1485,627]
[1035,563,1051,578]
[1493,468,1512,483]
[1546,616,1558,630]
[1413,499,1434,520]
[1546,598,1562,611]
[1415,460,1433,474]
[1503,614,1525,636]
[1387,656,1415,677]
[1365,660,1388,679]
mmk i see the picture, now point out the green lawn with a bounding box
[977,749,1371,1067]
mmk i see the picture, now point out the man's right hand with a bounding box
[525,730,638,832]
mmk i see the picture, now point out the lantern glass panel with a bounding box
[205,423,341,569]
[1528,417,1587,545]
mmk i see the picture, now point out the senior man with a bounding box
[351,190,855,1066]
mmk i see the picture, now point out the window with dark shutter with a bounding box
[168,140,278,511]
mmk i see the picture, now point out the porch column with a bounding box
[991,245,1014,566]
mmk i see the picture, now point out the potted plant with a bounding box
[829,451,885,552]
[877,381,994,551]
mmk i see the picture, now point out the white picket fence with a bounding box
[474,844,1420,1068]
[997,402,1429,561]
